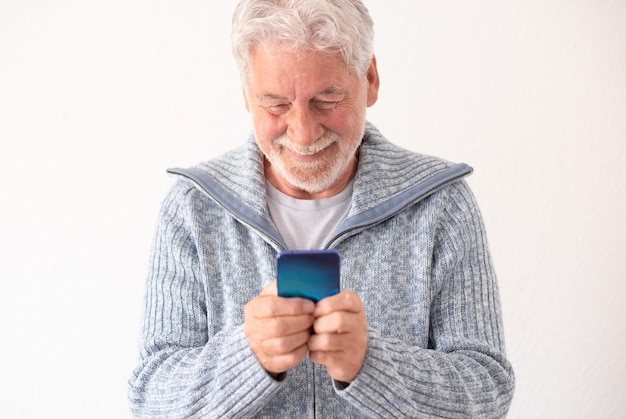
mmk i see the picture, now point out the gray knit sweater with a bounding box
[128,122,515,418]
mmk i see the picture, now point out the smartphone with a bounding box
[277,250,340,303]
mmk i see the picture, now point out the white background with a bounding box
[1,1,624,418]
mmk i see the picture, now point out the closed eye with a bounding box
[266,103,290,115]
[313,100,341,111]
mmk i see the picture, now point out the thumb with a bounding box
[261,279,278,296]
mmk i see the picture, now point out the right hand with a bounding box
[244,280,315,376]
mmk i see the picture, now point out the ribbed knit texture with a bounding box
[128,122,515,418]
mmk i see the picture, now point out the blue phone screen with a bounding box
[277,250,340,303]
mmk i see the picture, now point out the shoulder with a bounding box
[359,122,466,185]
[352,122,473,214]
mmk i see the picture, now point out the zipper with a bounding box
[169,162,471,418]
[312,363,316,419]
[324,163,473,249]
[168,163,472,251]
[167,167,287,251]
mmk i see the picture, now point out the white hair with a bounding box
[232,0,375,80]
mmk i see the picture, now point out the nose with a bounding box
[286,104,324,146]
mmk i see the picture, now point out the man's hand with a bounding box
[308,291,368,383]
[244,280,315,377]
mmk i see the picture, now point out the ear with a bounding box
[366,56,380,107]
[241,76,251,112]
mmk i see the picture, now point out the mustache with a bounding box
[275,131,341,155]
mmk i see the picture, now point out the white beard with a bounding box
[265,129,360,194]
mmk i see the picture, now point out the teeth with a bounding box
[276,132,340,155]
[291,143,326,155]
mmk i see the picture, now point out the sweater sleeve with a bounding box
[335,181,515,418]
[128,183,281,418]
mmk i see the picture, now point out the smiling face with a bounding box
[242,46,379,199]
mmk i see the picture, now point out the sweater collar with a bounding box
[169,122,471,247]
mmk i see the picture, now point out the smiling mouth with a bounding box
[276,131,341,158]
[284,145,336,163]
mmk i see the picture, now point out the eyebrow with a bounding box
[316,86,346,96]
[258,94,287,104]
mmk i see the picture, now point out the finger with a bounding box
[260,279,278,296]
[260,342,310,375]
[308,331,345,352]
[261,329,311,356]
[314,291,363,318]
[246,321,312,373]
[308,348,364,383]
[250,295,315,318]
[308,330,368,383]
[245,307,313,343]
[313,311,355,335]
[309,322,368,350]
[259,314,315,339]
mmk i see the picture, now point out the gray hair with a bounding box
[232,0,375,81]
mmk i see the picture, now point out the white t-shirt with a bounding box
[266,181,354,250]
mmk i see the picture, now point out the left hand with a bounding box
[307,291,368,383]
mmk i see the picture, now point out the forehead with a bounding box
[247,45,360,96]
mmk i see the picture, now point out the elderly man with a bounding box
[129,0,515,417]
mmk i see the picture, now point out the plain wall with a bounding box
[1,1,624,417]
